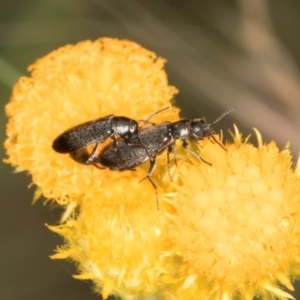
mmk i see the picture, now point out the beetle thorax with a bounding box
[112,117,138,137]
[172,120,190,140]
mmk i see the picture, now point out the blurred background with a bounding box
[1,0,300,299]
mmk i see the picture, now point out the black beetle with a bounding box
[52,115,140,153]
[71,107,238,208]
[52,107,169,162]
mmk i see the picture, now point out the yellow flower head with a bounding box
[166,128,300,299]
[5,38,179,205]
[4,38,300,300]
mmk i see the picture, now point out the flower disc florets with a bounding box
[165,128,300,299]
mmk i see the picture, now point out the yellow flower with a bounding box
[4,38,300,300]
[5,38,179,205]
[164,128,300,299]
[5,38,179,299]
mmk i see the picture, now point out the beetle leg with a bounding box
[91,163,105,169]
[183,146,212,166]
[69,145,99,165]
[139,156,159,209]
[137,136,152,159]
[167,145,174,182]
[86,143,100,164]
[112,134,118,147]
[125,136,152,160]
[181,138,212,165]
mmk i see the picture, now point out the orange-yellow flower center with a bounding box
[166,133,300,299]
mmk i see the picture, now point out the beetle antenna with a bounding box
[206,106,239,151]
[210,106,239,126]
[139,106,170,126]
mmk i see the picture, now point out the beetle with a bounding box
[70,122,173,209]
[52,107,169,162]
[87,106,239,168]
[52,115,139,153]
[70,107,238,208]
